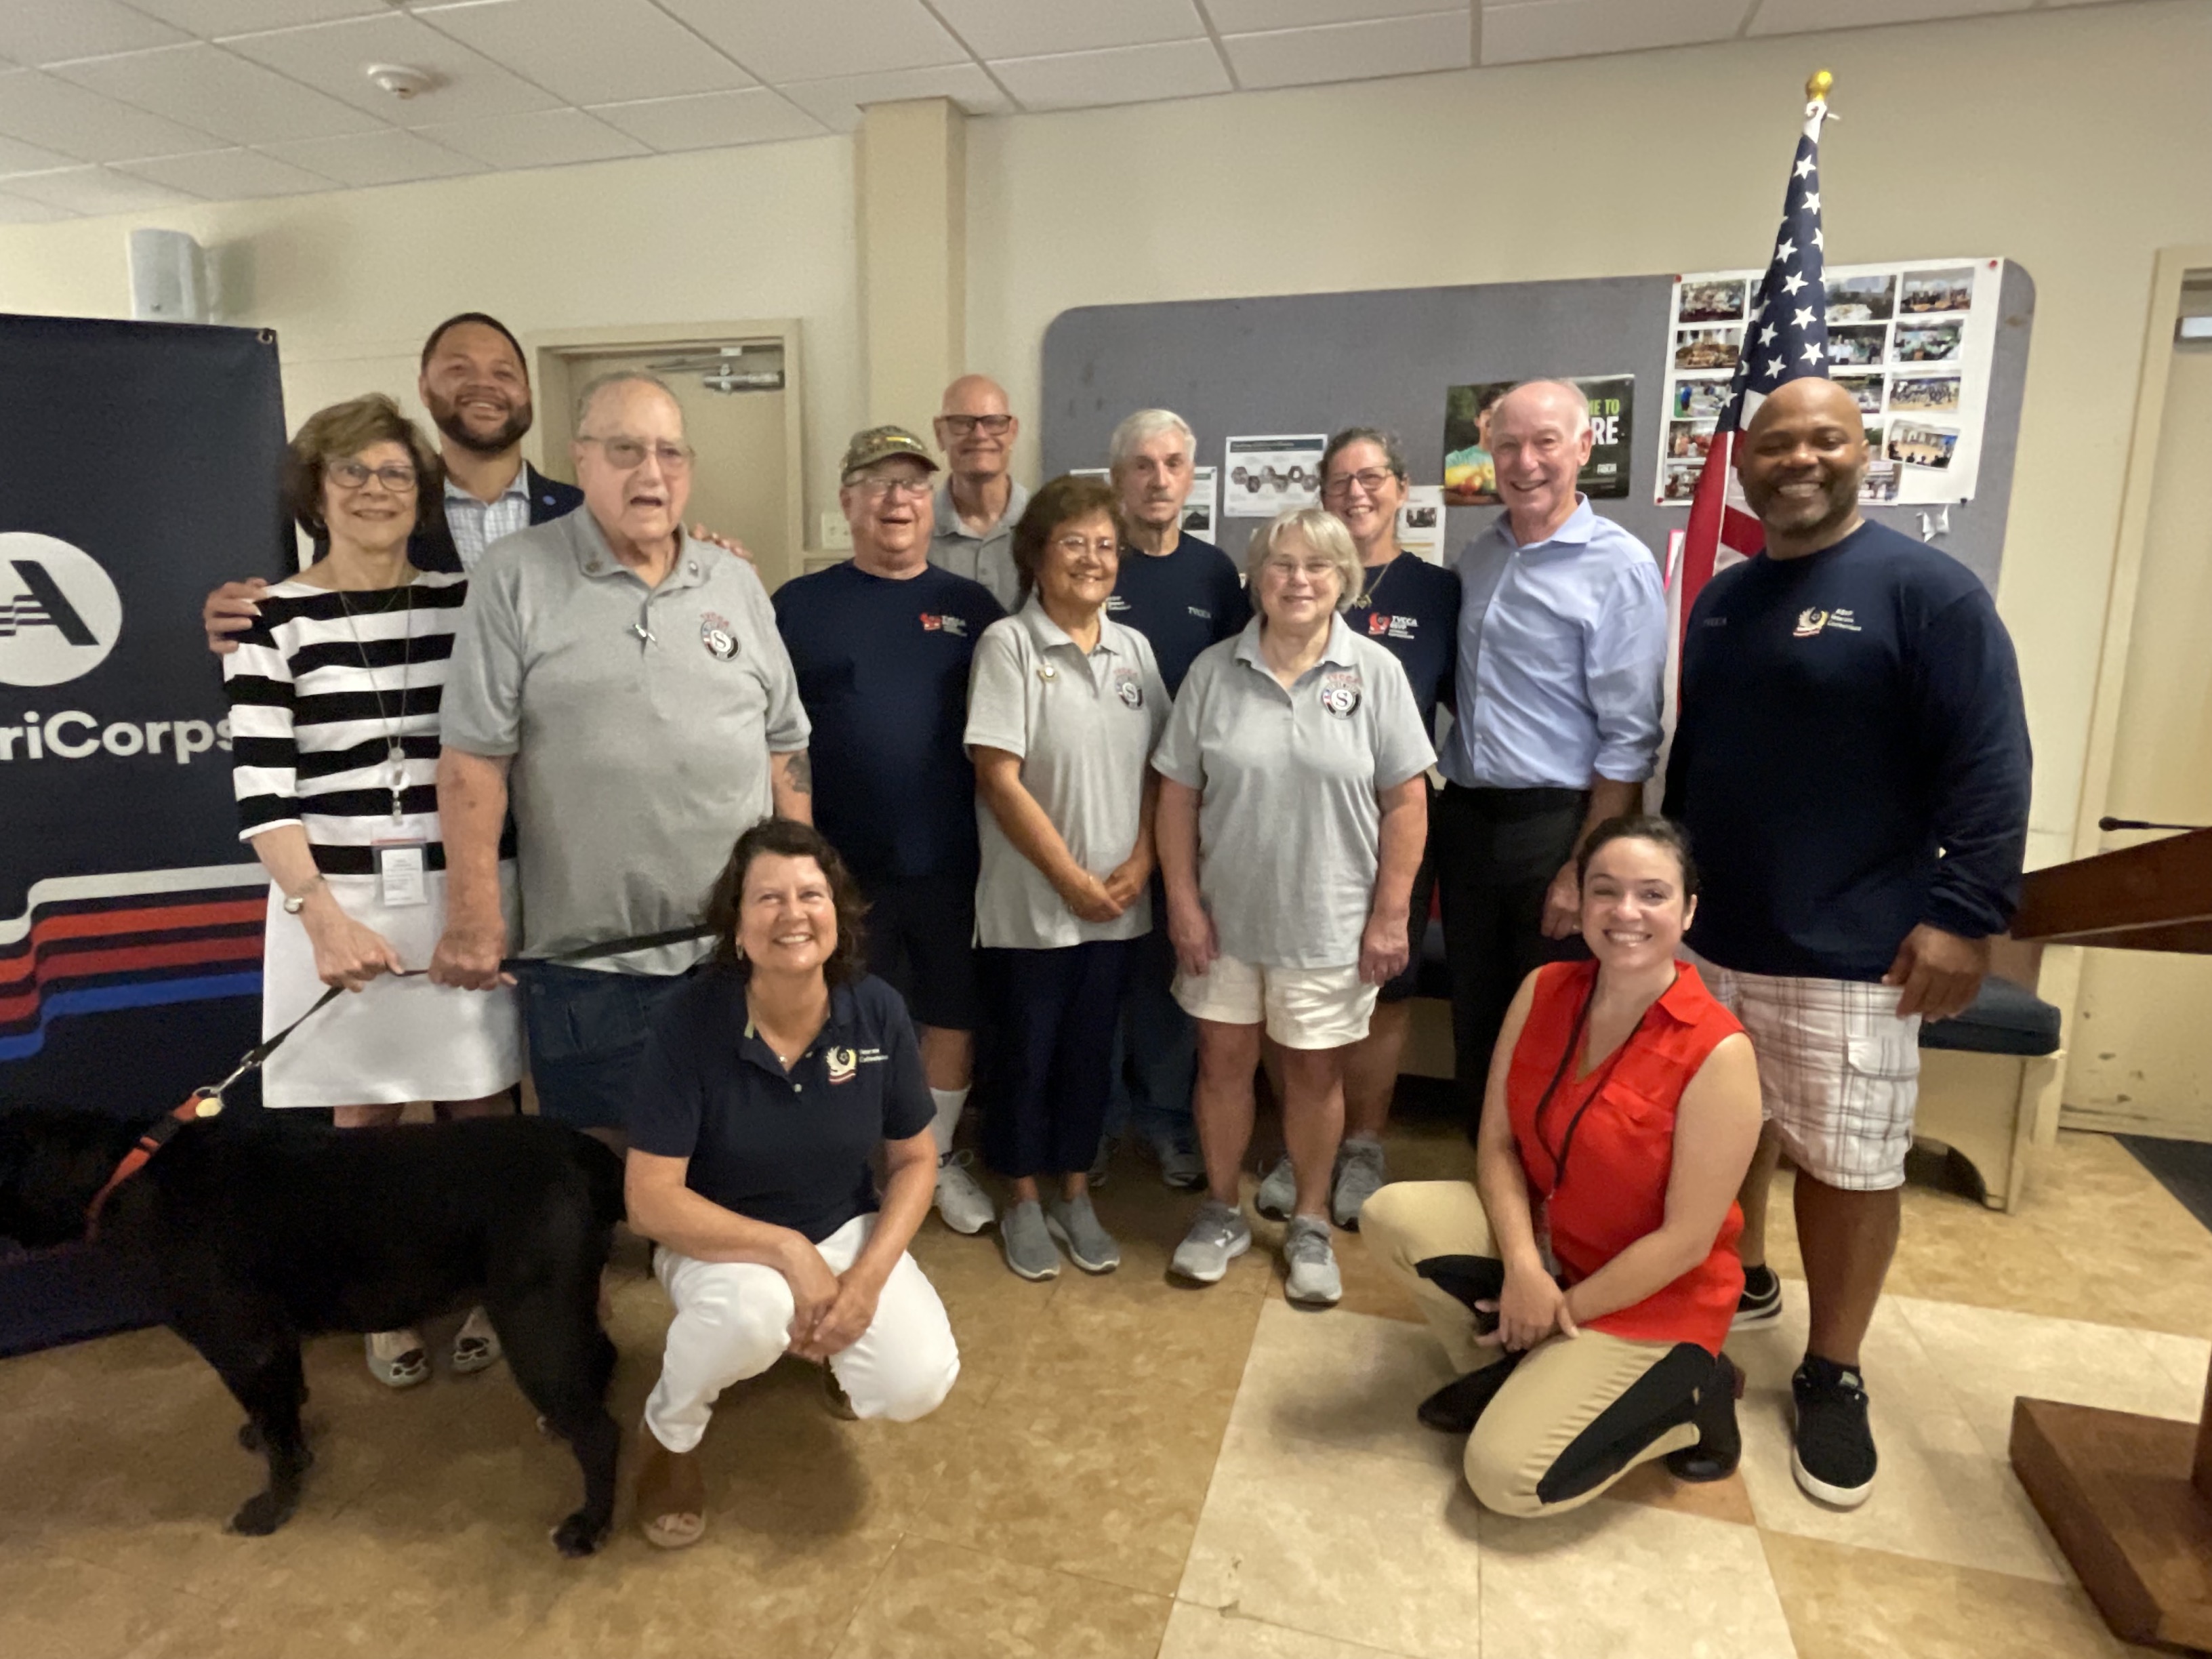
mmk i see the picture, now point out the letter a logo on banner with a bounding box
[0,532,123,687]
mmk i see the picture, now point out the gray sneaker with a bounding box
[1000,1199,1061,1281]
[1045,1192,1122,1274]
[1171,1200,1252,1285]
[1253,1153,1296,1221]
[1331,1138,1388,1230]
[1282,1217,1343,1307]
[1088,1133,1120,1189]
[1141,1130,1207,1191]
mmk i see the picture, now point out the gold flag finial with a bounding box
[1807,69,1833,102]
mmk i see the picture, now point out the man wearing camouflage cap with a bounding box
[773,427,1006,1236]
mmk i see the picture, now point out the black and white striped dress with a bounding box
[224,573,520,1108]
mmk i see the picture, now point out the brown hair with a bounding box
[1010,474,1126,602]
[703,818,869,985]
[1576,813,1701,898]
[284,393,443,539]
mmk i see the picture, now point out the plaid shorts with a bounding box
[1695,960,1923,1191]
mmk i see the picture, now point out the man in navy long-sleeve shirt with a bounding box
[1663,378,2030,1511]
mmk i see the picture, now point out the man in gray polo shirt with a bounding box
[432,370,811,1143]
[930,373,1029,609]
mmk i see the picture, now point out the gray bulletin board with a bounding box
[1040,264,2034,592]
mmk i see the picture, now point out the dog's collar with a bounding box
[83,1091,224,1237]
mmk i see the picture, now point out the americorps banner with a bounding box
[0,315,289,1349]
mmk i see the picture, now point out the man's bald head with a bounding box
[1736,375,1869,556]
[1489,378,1595,542]
[1492,379,1592,439]
[940,374,1010,418]
[935,373,1018,481]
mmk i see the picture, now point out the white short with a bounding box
[1697,960,1922,1192]
[1172,956,1378,1050]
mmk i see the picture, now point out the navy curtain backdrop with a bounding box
[0,314,289,1355]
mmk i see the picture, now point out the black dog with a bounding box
[0,1107,625,1556]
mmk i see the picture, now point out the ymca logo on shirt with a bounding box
[920,612,970,636]
[700,611,738,659]
[1319,668,1362,718]
[1365,613,1418,642]
[1185,605,1214,621]
[1793,606,1862,638]
[1112,665,1144,710]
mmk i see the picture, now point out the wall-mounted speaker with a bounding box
[127,228,209,325]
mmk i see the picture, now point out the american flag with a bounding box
[1675,81,1835,643]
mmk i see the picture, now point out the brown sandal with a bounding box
[635,1439,707,1549]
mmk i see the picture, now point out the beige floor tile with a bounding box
[1889,1293,2210,1462]
[831,1534,1172,1659]
[2137,1326,2212,1400]
[0,1546,221,1659]
[1605,1457,1759,1526]
[1759,1531,2135,1659]
[1158,1600,1418,1658]
[1731,1286,2069,1583]
[1227,1299,1459,1471]
[1478,1496,1799,1658]
[1178,1419,1481,1659]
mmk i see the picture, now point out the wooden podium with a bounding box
[2006,827,2212,1650]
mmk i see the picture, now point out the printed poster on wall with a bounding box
[1223,434,1326,516]
[1183,466,1218,540]
[1397,485,1445,565]
[1656,258,2002,507]
[1442,375,1635,505]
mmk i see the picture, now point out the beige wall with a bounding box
[966,0,2212,867]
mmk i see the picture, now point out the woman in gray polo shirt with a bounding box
[966,475,1169,1282]
[1154,507,1435,1305]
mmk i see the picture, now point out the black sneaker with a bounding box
[1791,1355,1877,1507]
[1732,1263,1783,1330]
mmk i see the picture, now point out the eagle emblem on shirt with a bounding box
[701,611,738,659]
[826,1047,857,1084]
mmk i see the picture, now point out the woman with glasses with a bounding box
[1155,508,1434,1306]
[1252,429,1460,1231]
[225,393,523,1389]
[965,476,1168,1281]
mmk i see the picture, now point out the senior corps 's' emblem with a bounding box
[700,611,738,659]
[826,1047,857,1084]
[1319,669,1361,718]
[1113,665,1143,710]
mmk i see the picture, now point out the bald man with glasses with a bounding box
[930,375,1027,609]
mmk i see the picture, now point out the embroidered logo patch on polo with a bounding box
[826,1047,857,1084]
[1113,665,1143,709]
[920,612,970,636]
[701,611,738,659]
[1319,668,1361,718]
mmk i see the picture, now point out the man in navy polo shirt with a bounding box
[1096,408,1250,1188]
[774,426,1005,1237]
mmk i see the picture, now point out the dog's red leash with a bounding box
[79,922,715,1235]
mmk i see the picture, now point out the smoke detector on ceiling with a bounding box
[365,62,436,100]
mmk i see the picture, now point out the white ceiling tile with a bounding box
[777,62,1013,131]
[0,133,78,176]
[932,0,1207,60]
[1224,9,1473,88]
[258,126,488,185]
[52,43,390,144]
[0,189,77,223]
[409,106,650,168]
[1747,0,2029,33]
[0,68,226,162]
[1,165,203,213]
[416,0,754,104]
[222,13,563,123]
[989,39,1231,110]
[1206,0,1465,28]
[0,1,188,67]
[114,146,342,199]
[1481,0,1753,63]
[655,0,970,83]
[588,87,827,150]
[129,1,389,33]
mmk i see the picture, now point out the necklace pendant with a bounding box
[391,788,405,822]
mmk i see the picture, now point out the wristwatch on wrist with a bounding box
[282,875,325,915]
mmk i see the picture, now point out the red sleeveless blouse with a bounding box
[1504,958,1746,1355]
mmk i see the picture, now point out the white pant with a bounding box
[642,1214,960,1454]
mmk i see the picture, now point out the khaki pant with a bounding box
[1363,1181,1708,1517]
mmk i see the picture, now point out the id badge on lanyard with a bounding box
[373,832,430,907]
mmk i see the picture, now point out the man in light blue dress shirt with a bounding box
[1437,381,1668,1122]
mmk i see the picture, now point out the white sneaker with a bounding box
[935,1151,994,1235]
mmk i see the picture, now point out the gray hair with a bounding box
[1245,507,1362,614]
[1319,425,1408,484]
[1107,407,1197,468]
[573,369,682,435]
[1494,379,1592,438]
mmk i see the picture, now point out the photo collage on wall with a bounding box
[1656,259,2002,508]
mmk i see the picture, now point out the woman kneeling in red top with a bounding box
[1364,815,1761,1517]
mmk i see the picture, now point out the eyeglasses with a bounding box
[579,435,695,472]
[1321,468,1398,499]
[1052,533,1118,557]
[939,414,1012,437]
[851,476,933,501]
[329,460,419,493]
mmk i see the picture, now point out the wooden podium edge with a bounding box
[2010,1396,2212,1650]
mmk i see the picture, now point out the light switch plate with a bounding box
[819,510,853,551]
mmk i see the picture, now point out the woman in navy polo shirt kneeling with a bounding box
[625,819,961,1550]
